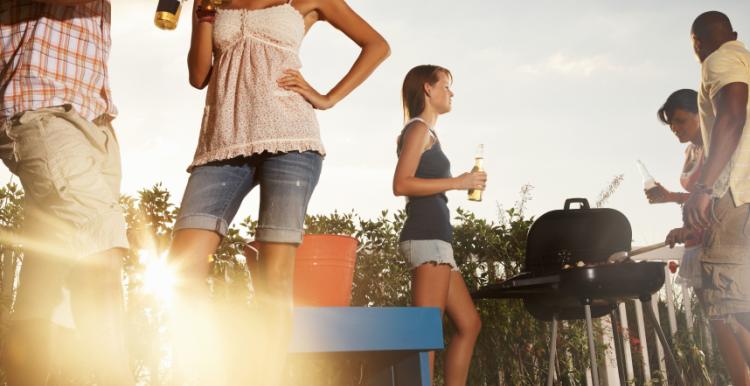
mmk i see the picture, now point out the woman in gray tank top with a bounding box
[393,65,488,386]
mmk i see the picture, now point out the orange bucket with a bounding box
[244,234,359,306]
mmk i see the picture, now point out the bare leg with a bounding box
[411,263,452,384]
[1,244,64,386]
[48,325,89,384]
[711,319,750,386]
[2,321,87,385]
[250,242,297,386]
[1,320,52,386]
[68,247,134,386]
[168,228,223,385]
[732,313,750,365]
[443,271,482,386]
[169,228,220,281]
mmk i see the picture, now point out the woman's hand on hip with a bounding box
[455,171,487,191]
[277,69,334,110]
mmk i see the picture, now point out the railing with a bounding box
[595,245,690,386]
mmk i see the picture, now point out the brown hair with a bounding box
[657,89,698,125]
[401,65,452,122]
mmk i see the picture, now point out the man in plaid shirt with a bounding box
[0,1,134,385]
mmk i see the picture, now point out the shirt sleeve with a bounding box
[703,50,750,99]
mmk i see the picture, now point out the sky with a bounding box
[3,0,749,246]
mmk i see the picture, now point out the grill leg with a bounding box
[584,302,600,386]
[611,308,627,386]
[640,294,685,386]
[547,314,558,386]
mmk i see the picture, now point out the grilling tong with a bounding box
[606,241,668,263]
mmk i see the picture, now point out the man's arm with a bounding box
[685,81,748,228]
[701,82,749,188]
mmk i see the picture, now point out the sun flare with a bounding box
[139,249,176,303]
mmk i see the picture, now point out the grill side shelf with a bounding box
[472,274,560,299]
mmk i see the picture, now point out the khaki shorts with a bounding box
[700,192,750,317]
[1,105,128,322]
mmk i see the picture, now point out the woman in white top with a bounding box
[170,1,389,384]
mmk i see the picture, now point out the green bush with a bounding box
[0,183,728,385]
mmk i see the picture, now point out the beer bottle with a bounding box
[468,144,484,202]
[155,0,230,30]
[636,159,658,191]
[154,0,184,30]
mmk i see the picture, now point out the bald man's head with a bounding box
[691,11,737,62]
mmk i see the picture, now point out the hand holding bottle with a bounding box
[457,171,488,191]
[645,183,672,204]
[195,0,217,23]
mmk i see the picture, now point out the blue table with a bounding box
[289,307,443,386]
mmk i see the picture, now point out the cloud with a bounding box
[518,53,621,77]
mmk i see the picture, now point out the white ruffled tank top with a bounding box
[189,1,325,171]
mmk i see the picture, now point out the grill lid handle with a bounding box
[564,198,590,210]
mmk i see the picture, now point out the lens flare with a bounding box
[139,249,176,303]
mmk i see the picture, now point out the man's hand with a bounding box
[683,190,712,229]
[665,227,696,248]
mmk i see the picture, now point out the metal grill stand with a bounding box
[640,294,685,386]
[546,314,558,386]
[583,299,601,386]
[610,308,627,386]
[546,296,685,386]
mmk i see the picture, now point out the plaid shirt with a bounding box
[0,0,116,123]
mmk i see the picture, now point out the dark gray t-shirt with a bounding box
[398,126,453,243]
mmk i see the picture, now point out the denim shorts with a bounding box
[174,151,322,244]
[399,239,458,271]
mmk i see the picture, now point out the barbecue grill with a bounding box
[473,198,684,386]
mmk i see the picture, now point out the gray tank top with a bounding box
[397,118,453,243]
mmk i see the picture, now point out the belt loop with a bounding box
[1,118,9,135]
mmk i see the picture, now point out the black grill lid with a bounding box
[525,198,632,275]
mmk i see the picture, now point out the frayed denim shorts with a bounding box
[174,151,322,245]
[399,239,458,271]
